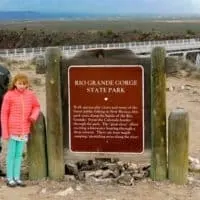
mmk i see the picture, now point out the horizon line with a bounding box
[0,10,200,16]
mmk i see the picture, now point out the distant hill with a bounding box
[0,11,122,21]
[0,11,45,20]
[0,11,200,21]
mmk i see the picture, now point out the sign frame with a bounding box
[68,65,144,154]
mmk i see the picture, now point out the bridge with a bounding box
[0,38,200,64]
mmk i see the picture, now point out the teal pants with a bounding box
[6,139,26,181]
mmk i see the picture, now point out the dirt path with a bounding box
[0,178,200,200]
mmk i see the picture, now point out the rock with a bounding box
[187,176,200,185]
[94,170,104,177]
[65,163,79,176]
[62,159,149,185]
[133,172,147,180]
[178,70,190,77]
[112,168,120,178]
[116,161,126,171]
[77,160,88,170]
[188,156,200,165]
[141,164,151,171]
[116,161,124,167]
[127,163,138,171]
[84,171,96,179]
[95,158,112,163]
[94,160,110,170]
[104,163,118,171]
[166,86,175,91]
[40,188,47,194]
[111,158,120,163]
[188,176,195,184]
[102,169,115,178]
[75,185,82,191]
[181,85,185,90]
[188,156,200,172]
[64,175,76,182]
[55,187,74,196]
[77,160,95,171]
[116,173,134,186]
[77,171,85,181]
[189,163,200,172]
[87,177,115,184]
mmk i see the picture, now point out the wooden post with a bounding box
[45,47,64,180]
[168,108,189,184]
[151,47,167,181]
[27,112,48,180]
[35,56,46,74]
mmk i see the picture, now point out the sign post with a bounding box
[68,65,144,153]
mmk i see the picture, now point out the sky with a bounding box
[0,0,200,14]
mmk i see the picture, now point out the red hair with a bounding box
[9,73,30,90]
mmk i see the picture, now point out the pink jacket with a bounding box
[1,89,40,139]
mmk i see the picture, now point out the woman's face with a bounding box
[15,80,28,91]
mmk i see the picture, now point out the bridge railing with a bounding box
[0,38,199,60]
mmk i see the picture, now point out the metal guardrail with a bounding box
[0,38,200,60]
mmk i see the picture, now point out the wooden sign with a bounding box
[68,65,144,153]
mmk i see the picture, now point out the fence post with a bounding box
[27,112,48,180]
[151,47,167,181]
[45,47,65,180]
[23,48,26,56]
[35,56,46,74]
[168,108,189,184]
[6,49,9,57]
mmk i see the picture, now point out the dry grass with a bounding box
[19,64,35,70]
[31,77,44,86]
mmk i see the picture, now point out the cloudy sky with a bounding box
[0,0,200,14]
